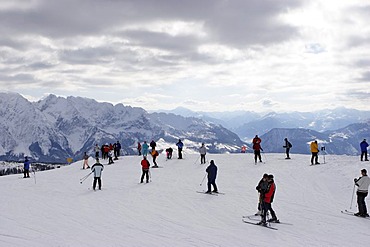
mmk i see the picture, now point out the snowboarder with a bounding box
[165,147,173,159]
[176,139,184,159]
[360,139,369,161]
[137,142,142,156]
[283,138,292,159]
[91,159,104,190]
[23,156,30,178]
[310,140,320,165]
[255,173,269,216]
[151,149,159,167]
[252,135,263,163]
[150,140,156,152]
[354,169,370,217]
[205,160,218,193]
[94,144,100,159]
[199,143,207,164]
[82,152,90,169]
[142,141,149,157]
[258,174,279,226]
[140,156,151,183]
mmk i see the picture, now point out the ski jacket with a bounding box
[151,150,159,157]
[252,137,262,151]
[142,143,149,151]
[263,181,276,203]
[283,140,292,149]
[360,141,369,152]
[355,175,370,193]
[137,143,141,150]
[310,142,319,153]
[206,162,217,181]
[95,146,100,152]
[24,159,30,170]
[176,141,184,149]
[141,159,150,170]
[116,142,121,150]
[150,141,156,149]
[256,178,269,193]
[199,146,207,155]
[91,163,104,177]
[166,148,173,154]
[83,154,89,160]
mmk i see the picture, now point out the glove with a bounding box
[354,178,358,183]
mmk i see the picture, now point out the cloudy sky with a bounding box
[0,0,369,113]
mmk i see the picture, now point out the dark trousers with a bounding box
[141,169,149,183]
[153,157,158,167]
[261,201,277,222]
[361,151,368,161]
[93,177,102,190]
[311,152,319,164]
[108,157,114,164]
[178,148,183,159]
[207,179,218,192]
[285,148,290,158]
[23,169,30,178]
[200,154,206,164]
[357,191,368,215]
[95,152,99,158]
[254,150,262,162]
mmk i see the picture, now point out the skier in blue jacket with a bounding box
[206,160,218,193]
[176,139,184,159]
[360,139,369,161]
[23,156,30,178]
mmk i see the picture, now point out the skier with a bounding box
[82,152,90,169]
[199,143,207,164]
[354,169,370,217]
[205,160,218,193]
[252,135,263,163]
[142,141,149,157]
[108,150,114,164]
[310,140,320,165]
[360,139,369,161]
[150,140,156,152]
[165,147,173,159]
[23,156,30,178]
[114,141,121,160]
[283,138,292,159]
[140,156,151,183]
[255,173,269,216]
[258,174,279,226]
[137,142,142,156]
[151,149,159,168]
[94,144,100,159]
[176,139,184,159]
[91,159,104,190]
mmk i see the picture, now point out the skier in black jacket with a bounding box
[206,160,218,193]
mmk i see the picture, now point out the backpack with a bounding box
[288,142,292,148]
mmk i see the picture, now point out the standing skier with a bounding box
[354,169,370,217]
[205,160,218,193]
[150,140,156,152]
[283,138,292,159]
[252,135,263,163]
[82,152,90,169]
[176,139,184,159]
[258,174,279,226]
[94,144,100,159]
[255,173,269,215]
[151,149,159,168]
[137,142,142,156]
[91,159,104,190]
[140,156,151,183]
[114,141,121,160]
[310,140,320,165]
[142,141,149,157]
[23,156,30,178]
[108,150,114,164]
[360,139,369,161]
[199,143,207,164]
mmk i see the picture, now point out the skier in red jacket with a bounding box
[252,135,263,163]
[258,174,279,226]
[140,156,151,183]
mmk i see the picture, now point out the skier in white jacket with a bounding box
[199,143,207,164]
[91,159,104,191]
[354,169,370,217]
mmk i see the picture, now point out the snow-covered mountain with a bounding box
[0,93,244,163]
[259,122,370,155]
[162,107,370,140]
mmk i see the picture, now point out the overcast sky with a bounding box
[0,0,369,113]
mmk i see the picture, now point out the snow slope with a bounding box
[0,153,369,247]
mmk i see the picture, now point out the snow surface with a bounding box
[1,153,369,247]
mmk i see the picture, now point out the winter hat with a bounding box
[263,173,268,178]
[210,160,215,165]
[268,174,274,179]
[361,169,367,175]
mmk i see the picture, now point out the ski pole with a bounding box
[350,183,356,210]
[200,173,207,186]
[262,151,267,163]
[149,170,152,182]
[80,172,93,184]
[193,156,200,165]
[33,169,36,184]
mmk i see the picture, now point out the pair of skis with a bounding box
[341,209,370,220]
[196,191,225,196]
[242,215,292,230]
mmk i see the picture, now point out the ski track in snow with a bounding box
[0,153,369,246]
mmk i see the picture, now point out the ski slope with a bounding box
[0,153,369,247]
